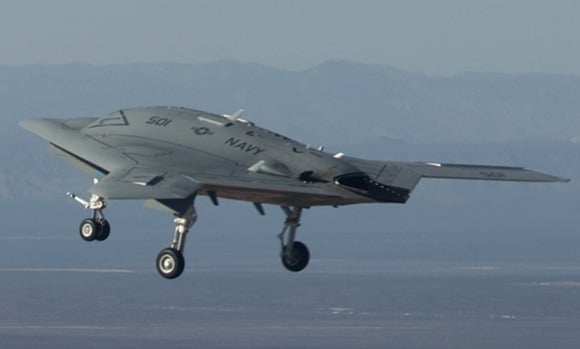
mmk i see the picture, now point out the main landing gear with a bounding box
[154,203,311,278]
[68,192,111,242]
[153,203,311,278]
[155,204,196,279]
[278,206,310,272]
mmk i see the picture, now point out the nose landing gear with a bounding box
[79,216,110,242]
[68,191,111,242]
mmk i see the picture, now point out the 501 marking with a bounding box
[146,116,173,127]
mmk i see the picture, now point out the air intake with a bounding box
[334,173,410,203]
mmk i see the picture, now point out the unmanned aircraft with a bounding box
[20,106,569,279]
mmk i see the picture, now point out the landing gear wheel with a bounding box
[95,220,110,241]
[281,241,310,272]
[79,218,98,242]
[156,248,185,279]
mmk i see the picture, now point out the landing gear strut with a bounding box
[68,191,111,242]
[278,206,310,272]
[156,203,197,279]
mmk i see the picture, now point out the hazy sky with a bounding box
[1,0,579,76]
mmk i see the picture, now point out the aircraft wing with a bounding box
[404,161,569,182]
[344,156,570,193]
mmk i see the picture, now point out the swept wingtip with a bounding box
[18,119,34,130]
[18,118,51,133]
[548,175,572,183]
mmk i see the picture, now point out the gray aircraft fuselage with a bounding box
[50,106,410,206]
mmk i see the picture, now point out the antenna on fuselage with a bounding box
[223,109,245,121]
[223,109,253,125]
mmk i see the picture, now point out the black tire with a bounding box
[95,220,111,241]
[79,218,98,242]
[281,241,310,272]
[156,248,185,279]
